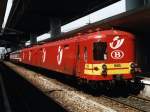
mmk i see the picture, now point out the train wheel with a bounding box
[104,81,114,91]
[76,78,88,90]
[89,81,99,91]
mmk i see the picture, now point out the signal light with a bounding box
[130,63,138,68]
[130,63,140,74]
[130,63,135,68]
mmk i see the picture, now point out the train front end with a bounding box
[83,30,140,83]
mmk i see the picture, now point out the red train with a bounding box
[9,30,141,88]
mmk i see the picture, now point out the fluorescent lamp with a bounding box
[89,0,126,23]
[61,0,126,33]
[25,41,31,46]
[61,15,90,33]
[2,0,14,29]
[37,33,51,42]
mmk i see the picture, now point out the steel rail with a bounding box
[101,95,149,112]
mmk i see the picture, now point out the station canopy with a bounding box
[0,0,150,47]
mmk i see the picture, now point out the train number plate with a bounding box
[114,64,121,67]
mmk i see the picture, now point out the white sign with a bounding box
[57,46,63,65]
[29,51,31,61]
[42,48,46,63]
[110,36,124,49]
[111,50,124,59]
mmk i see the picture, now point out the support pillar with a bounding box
[50,18,61,38]
[30,33,37,45]
[125,0,145,11]
[145,0,150,4]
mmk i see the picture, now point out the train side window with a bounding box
[84,47,88,62]
[93,42,107,60]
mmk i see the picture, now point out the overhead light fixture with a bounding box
[61,0,126,33]
[25,40,31,46]
[1,0,14,30]
[37,33,51,42]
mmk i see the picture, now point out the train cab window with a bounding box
[93,42,107,60]
[84,47,88,62]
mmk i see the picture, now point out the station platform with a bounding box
[136,73,150,85]
[141,77,150,85]
[0,62,66,112]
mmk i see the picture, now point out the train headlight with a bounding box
[102,64,107,77]
[130,63,135,68]
[130,63,139,74]
[130,63,138,68]
[102,64,107,70]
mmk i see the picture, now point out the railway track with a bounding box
[4,61,150,112]
[101,95,150,112]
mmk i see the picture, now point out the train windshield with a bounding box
[93,42,107,60]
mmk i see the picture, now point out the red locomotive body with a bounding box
[10,30,139,83]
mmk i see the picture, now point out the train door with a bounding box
[76,43,81,76]
[40,47,46,66]
[76,41,88,76]
[39,47,45,67]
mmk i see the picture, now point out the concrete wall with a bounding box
[145,0,150,4]
[126,0,145,11]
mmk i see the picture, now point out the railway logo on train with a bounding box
[110,36,125,59]
[111,50,124,59]
[29,51,31,61]
[42,48,46,63]
[109,36,124,49]
[57,46,63,65]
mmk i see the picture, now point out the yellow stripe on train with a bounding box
[84,69,130,75]
[84,63,131,75]
[107,69,130,75]
[85,63,131,69]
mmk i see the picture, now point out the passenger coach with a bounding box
[10,30,141,88]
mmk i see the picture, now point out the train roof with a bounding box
[36,29,134,45]
[20,29,135,51]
